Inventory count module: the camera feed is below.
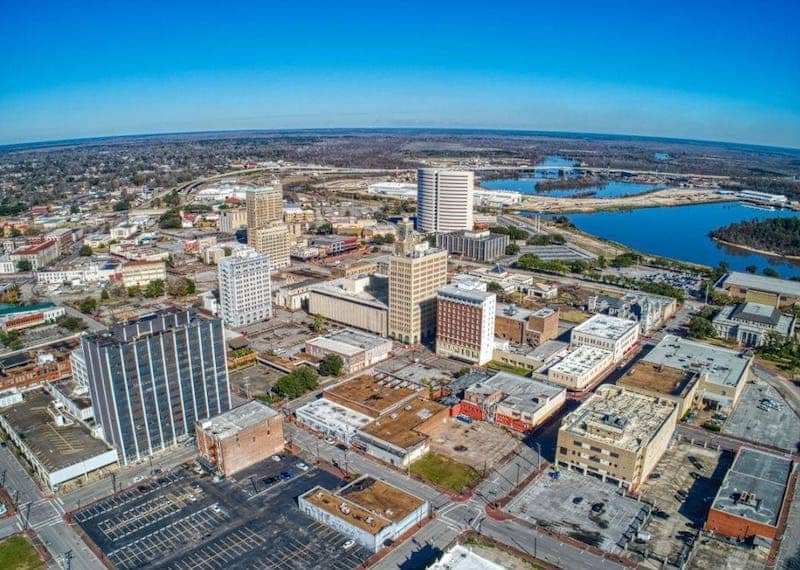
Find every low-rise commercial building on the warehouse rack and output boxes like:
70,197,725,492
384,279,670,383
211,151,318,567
273,277,322,311
357,398,448,467
305,328,393,374
643,335,751,411
712,302,796,347
706,448,792,541
196,401,284,476
618,361,700,418
47,377,93,421
436,230,509,262
547,345,614,391
528,307,560,346
324,375,422,419
570,314,640,363
299,476,429,553
0,389,118,491
309,276,389,336
556,385,677,491
121,260,167,288
295,398,373,443
0,302,65,332
9,240,59,269
458,371,566,433
467,265,533,294
715,271,800,307
589,292,678,335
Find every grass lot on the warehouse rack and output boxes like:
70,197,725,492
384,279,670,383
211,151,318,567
410,452,480,493
486,361,531,377
560,309,590,323
0,536,45,570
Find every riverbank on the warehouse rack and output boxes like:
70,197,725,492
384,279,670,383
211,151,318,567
711,238,800,261
513,187,733,213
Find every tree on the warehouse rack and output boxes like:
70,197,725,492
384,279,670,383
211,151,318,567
127,285,142,297
316,222,333,235
158,209,183,229
143,279,165,298
311,314,325,334
745,265,758,274
100,289,110,301
273,367,319,399
79,245,93,257
505,243,520,256
112,200,131,211
486,281,505,295
70,204,80,214
57,315,87,332
318,354,344,377
687,316,716,340
611,253,641,268
763,267,780,278
167,277,196,297
79,297,98,315
15,259,32,272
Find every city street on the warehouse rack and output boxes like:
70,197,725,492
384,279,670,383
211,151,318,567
0,446,103,569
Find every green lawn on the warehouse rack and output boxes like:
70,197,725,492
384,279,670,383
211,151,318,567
486,361,531,377
410,452,480,493
0,536,45,570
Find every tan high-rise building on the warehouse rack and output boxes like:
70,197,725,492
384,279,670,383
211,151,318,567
249,223,290,269
246,183,289,270
388,245,448,344
246,185,283,229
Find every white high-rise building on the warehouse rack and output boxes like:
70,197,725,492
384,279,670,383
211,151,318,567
416,169,474,233
218,248,272,328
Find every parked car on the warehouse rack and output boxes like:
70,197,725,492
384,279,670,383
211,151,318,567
296,462,309,472
591,502,605,513
342,539,355,550
572,496,584,505
280,471,292,480
676,491,688,502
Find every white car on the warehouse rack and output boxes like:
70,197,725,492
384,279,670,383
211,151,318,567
296,462,309,472
342,539,355,550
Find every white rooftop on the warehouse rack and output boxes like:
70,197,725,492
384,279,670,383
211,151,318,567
296,398,373,435
549,345,612,376
197,401,278,439
427,545,506,570
306,328,391,357
572,314,638,341
644,335,751,388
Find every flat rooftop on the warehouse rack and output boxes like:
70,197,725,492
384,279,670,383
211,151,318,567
359,398,445,450
324,376,421,418
713,303,795,337
197,401,278,439
309,276,388,309
643,335,751,389
548,345,612,376
302,476,425,535
428,545,506,570
531,307,557,319
718,271,800,297
0,389,114,473
306,328,390,357
466,371,564,414
296,398,373,434
561,385,676,453
495,303,534,322
619,362,698,398
437,284,494,304
338,476,425,523
711,448,792,528
572,314,638,341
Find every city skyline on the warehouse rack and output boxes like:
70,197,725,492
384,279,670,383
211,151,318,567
1,0,799,147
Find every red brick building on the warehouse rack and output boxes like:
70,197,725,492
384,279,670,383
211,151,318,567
196,401,284,476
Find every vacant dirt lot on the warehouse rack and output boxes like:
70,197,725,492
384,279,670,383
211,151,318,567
419,418,519,471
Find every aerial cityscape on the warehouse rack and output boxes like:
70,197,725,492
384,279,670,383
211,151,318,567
0,2,799,570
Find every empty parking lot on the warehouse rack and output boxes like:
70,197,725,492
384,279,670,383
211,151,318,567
75,459,371,569
505,469,648,552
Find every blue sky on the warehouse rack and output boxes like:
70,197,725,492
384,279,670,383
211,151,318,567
1,0,799,147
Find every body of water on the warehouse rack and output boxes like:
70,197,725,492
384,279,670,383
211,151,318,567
483,177,665,198
561,202,800,277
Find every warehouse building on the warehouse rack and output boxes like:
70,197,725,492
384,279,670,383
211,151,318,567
196,401,284,477
299,476,429,552
570,314,640,363
706,448,792,541
0,389,118,491
557,385,677,491
715,271,800,307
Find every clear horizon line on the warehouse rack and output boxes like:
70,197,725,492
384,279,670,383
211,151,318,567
2,126,799,153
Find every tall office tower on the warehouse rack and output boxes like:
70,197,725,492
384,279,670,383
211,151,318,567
249,223,290,269
388,244,448,344
218,247,272,328
246,183,290,270
436,280,496,365
81,309,231,464
246,184,283,228
415,169,474,233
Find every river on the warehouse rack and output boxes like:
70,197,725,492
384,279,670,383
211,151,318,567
563,202,800,277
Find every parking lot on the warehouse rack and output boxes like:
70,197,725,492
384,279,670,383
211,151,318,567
75,458,372,569
635,441,731,567
723,379,800,453
419,417,520,471
505,469,648,552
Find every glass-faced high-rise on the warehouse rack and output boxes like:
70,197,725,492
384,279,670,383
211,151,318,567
82,309,231,464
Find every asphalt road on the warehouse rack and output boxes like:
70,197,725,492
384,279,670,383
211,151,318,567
0,447,103,569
